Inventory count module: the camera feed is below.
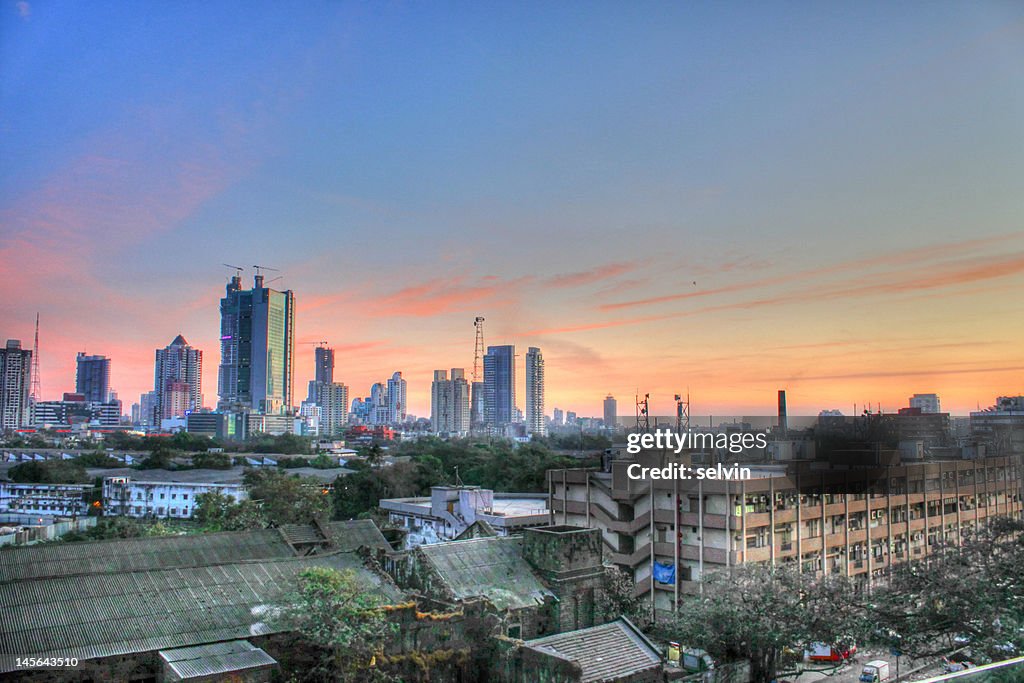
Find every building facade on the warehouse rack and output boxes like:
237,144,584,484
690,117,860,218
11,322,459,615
75,353,111,404
217,273,296,414
0,481,90,519
548,452,1022,617
603,395,617,429
484,345,515,429
317,382,349,437
525,347,545,437
0,340,32,431
909,393,941,413
431,368,471,435
154,335,202,421
103,473,247,519
387,371,407,424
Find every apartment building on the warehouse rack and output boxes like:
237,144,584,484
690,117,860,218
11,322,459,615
0,481,91,519
547,450,1022,618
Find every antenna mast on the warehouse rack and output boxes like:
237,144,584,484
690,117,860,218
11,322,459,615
635,391,650,433
30,313,41,406
675,391,690,433
472,317,485,383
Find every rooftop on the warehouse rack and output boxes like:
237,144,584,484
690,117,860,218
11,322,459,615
159,640,276,680
419,536,553,611
0,551,403,673
0,528,295,583
524,618,662,683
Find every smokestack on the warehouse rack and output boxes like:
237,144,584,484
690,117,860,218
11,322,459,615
778,390,788,437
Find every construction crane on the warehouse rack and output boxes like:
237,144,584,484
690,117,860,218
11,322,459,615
222,263,243,277
253,264,279,276
299,340,329,347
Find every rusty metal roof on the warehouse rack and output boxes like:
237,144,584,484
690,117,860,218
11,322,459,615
419,536,553,611
0,529,296,584
0,551,404,673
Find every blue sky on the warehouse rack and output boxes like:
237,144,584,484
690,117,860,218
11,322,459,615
2,1,1023,416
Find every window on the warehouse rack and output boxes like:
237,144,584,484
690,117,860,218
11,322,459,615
182,494,188,500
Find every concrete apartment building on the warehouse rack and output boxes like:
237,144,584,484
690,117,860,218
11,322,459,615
547,449,1022,617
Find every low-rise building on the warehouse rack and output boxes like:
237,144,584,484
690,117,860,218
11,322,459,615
99,468,247,519
380,486,549,547
0,481,90,519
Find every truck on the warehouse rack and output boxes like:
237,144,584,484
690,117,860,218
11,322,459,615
806,641,857,662
859,660,890,682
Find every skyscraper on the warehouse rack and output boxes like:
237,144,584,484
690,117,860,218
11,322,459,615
483,345,515,428
76,352,111,403
317,382,349,437
0,340,32,430
552,408,564,426
603,394,617,428
370,382,389,425
387,371,407,423
525,347,546,436
307,346,335,403
217,273,295,414
431,368,470,435
154,335,202,420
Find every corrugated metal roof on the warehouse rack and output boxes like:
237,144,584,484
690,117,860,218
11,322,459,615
0,529,295,583
159,639,277,680
321,519,390,552
419,536,553,611
0,551,405,673
524,619,662,683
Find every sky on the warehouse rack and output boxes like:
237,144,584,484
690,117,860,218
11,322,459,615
2,1,1023,418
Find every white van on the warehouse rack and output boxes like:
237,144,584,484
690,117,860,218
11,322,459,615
859,660,890,682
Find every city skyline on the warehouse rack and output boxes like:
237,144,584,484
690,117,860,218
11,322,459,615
3,3,1024,417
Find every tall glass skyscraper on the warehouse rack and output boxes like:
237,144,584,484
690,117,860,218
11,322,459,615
75,352,111,403
483,345,515,428
217,274,295,414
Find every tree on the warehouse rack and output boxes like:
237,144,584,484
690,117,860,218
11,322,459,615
658,563,865,683
9,459,87,483
137,444,173,470
75,450,122,467
279,567,397,681
193,490,266,531
866,516,1024,662
191,451,232,469
598,566,648,628
243,468,331,526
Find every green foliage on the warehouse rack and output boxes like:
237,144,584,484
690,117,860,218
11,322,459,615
657,564,865,683
60,518,179,542
279,567,398,681
598,566,647,628
243,468,331,525
193,490,266,531
74,450,122,467
539,432,613,452
190,451,232,469
136,446,173,470
246,433,312,454
866,516,1024,662
8,459,87,483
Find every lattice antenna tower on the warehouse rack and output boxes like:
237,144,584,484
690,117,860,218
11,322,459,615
472,316,485,383
30,313,42,405
635,391,650,433
675,391,690,433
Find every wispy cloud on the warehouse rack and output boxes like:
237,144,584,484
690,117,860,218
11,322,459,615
544,261,638,288
15,1,29,20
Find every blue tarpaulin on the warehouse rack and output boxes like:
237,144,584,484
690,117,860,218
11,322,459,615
653,562,675,584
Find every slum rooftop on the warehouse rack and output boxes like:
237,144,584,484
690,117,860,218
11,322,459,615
418,536,554,611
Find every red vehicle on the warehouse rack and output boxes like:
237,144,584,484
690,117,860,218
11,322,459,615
806,642,857,662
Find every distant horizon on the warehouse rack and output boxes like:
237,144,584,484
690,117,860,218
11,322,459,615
3,3,1023,418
